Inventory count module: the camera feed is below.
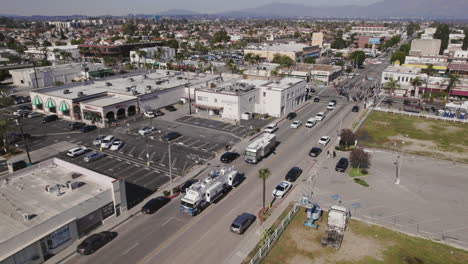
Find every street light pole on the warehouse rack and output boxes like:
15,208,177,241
16,118,32,165
168,143,173,195
145,137,150,166
395,155,400,185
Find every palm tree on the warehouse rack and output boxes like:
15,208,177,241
385,78,400,96
410,77,423,96
446,74,460,98
244,52,253,65
258,168,271,213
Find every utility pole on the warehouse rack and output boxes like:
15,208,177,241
145,137,150,166
168,142,173,195
395,155,400,185
16,118,32,165
32,61,39,89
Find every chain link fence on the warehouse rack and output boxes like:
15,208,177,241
249,205,300,264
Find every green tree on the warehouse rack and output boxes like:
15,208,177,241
410,77,423,93
331,30,348,49
258,168,271,213
211,29,230,43
123,22,137,36
42,40,52,47
385,78,400,95
349,50,366,67
390,51,406,64
163,39,179,50
446,74,460,97
462,28,468,50
399,43,411,55
303,57,316,64
271,54,294,68
433,24,450,54
350,148,371,169
70,38,85,45
406,22,420,36
339,129,356,149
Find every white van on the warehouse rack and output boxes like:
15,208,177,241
305,118,317,128
100,135,115,149
264,123,278,133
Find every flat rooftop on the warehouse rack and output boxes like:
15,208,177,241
263,78,304,90
246,43,308,52
10,62,104,75
81,94,135,107
0,158,114,244
384,66,422,74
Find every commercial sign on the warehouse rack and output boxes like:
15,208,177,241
368,38,381,45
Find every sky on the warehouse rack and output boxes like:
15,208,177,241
0,0,381,16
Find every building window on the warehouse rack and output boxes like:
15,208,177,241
263,92,266,97
101,202,115,220
62,110,70,116
214,98,217,103
197,96,208,101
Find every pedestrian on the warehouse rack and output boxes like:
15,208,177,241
327,150,330,159
333,151,336,159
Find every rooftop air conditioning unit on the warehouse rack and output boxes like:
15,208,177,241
132,91,139,95
129,78,135,82
63,89,70,94
23,214,35,221
106,82,112,86
66,181,81,190
77,91,85,97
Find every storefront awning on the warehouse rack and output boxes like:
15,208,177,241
58,101,70,112
32,96,42,106
193,103,223,110
45,98,55,108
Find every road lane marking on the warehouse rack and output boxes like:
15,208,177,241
121,242,139,255
161,217,174,227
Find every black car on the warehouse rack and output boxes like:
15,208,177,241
179,179,199,193
76,231,117,255
352,105,360,112
335,158,349,172
330,99,337,105
69,122,86,130
230,213,256,234
42,114,58,123
220,152,239,163
162,131,181,142
141,196,171,214
309,147,322,157
285,167,303,182
80,125,97,133
18,105,32,111
286,112,296,120
165,105,177,112
313,97,320,102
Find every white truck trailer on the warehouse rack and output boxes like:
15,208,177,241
244,133,277,164
180,167,239,216
321,205,349,249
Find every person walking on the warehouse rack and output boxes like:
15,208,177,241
333,150,336,159
327,150,331,159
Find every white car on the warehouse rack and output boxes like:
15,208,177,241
66,146,88,157
110,139,123,151
100,135,115,149
305,118,317,128
27,112,41,118
264,123,278,133
272,181,292,199
318,136,331,146
138,127,155,136
327,102,336,110
144,111,156,118
290,120,302,129
315,112,325,121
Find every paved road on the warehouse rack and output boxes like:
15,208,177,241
66,84,360,264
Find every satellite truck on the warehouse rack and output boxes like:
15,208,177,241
321,205,349,249
180,166,240,216
244,133,277,164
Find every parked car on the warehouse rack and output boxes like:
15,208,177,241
272,181,292,199
352,105,360,112
92,135,106,146
264,123,278,133
67,146,88,157
141,196,171,214
100,135,115,149
68,122,86,130
313,97,320,102
84,152,106,163
18,105,32,111
27,112,41,118
14,109,30,117
220,152,239,163
285,167,303,182
230,213,256,234
76,231,118,255
42,114,58,123
327,102,336,110
335,158,349,172
165,105,177,112
110,139,124,151
318,136,331,146
290,120,302,129
138,127,155,136
144,110,156,118
80,125,97,133
179,179,199,193
315,112,325,121
286,112,296,120
309,147,322,157
305,118,317,128
162,131,181,142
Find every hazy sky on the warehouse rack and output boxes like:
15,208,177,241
1,0,381,16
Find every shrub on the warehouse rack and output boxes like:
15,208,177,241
350,148,371,168
163,190,171,197
339,129,356,148
353,178,369,187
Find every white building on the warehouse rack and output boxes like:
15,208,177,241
421,27,437,40
381,65,427,96
410,39,442,56
311,32,324,48
24,45,80,62
404,55,448,66
350,25,390,37
10,63,106,88
193,77,307,120
279,64,342,84
129,47,176,66
0,158,127,264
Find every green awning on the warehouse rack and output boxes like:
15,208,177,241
58,101,69,112
151,62,160,66
45,98,55,108
32,96,42,106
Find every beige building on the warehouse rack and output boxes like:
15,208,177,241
410,39,442,56
311,32,324,48
244,43,320,62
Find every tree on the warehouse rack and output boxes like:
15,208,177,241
331,30,348,49
410,77,423,94
244,52,254,65
339,129,356,149
123,22,137,36
258,168,271,213
406,22,420,36
350,148,371,169
385,78,400,95
424,63,436,76
399,43,411,55
446,74,460,97
42,40,52,47
271,54,294,68
390,51,406,64
71,38,85,45
335,60,345,67
211,29,230,43
433,24,450,54
349,50,366,68
462,28,468,51
303,57,316,64
163,39,179,50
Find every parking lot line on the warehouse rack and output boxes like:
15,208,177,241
127,146,136,157
113,164,139,178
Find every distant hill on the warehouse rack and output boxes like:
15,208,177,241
158,9,199,16
218,0,468,19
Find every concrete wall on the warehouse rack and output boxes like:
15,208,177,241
138,86,185,111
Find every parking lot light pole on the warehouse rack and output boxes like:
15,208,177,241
15,118,32,165
145,137,150,166
168,142,173,195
